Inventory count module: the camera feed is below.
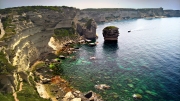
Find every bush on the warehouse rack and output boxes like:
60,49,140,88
85,19,93,30
0,51,16,74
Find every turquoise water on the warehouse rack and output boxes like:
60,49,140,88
61,17,180,101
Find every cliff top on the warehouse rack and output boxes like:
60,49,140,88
104,26,118,30
0,6,78,15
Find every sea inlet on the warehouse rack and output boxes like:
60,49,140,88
60,17,180,101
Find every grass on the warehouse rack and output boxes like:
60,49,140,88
30,61,45,72
0,93,14,101
17,83,50,101
53,28,79,44
0,16,16,41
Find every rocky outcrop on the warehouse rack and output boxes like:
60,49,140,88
62,91,103,101
103,26,119,41
77,19,97,40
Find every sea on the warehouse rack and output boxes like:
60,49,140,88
61,17,180,101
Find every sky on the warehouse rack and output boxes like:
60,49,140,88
0,0,180,10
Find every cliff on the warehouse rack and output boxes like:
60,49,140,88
78,7,180,23
0,6,95,71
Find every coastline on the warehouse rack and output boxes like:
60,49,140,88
31,38,102,101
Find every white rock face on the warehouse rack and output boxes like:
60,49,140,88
2,7,80,71
0,19,5,39
36,83,50,99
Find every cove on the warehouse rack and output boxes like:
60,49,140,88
60,17,180,101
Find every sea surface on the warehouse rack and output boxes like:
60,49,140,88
61,17,180,101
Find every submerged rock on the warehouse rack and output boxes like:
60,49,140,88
90,56,96,60
132,94,142,99
145,90,157,96
127,84,134,88
94,84,110,90
117,83,122,87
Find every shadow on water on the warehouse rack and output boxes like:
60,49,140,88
103,41,119,53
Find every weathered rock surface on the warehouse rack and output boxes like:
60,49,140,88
0,7,96,72
62,90,103,101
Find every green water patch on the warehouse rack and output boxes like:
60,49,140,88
75,58,92,65
58,42,176,101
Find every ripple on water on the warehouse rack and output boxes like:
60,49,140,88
61,18,180,101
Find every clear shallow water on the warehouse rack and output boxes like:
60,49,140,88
61,17,180,101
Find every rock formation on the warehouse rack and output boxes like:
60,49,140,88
103,26,119,41
77,19,97,40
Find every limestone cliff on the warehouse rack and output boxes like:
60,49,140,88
77,19,97,40
78,7,180,23
0,6,94,72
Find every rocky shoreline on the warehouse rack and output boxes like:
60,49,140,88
31,38,103,101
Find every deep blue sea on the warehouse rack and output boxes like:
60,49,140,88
61,17,180,101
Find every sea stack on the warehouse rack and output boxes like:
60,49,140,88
102,26,119,41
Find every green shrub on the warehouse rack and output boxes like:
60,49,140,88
0,51,16,74
0,93,14,101
85,19,93,30
104,26,117,29
53,28,76,39
17,83,50,101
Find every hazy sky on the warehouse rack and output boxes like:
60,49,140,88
0,0,180,10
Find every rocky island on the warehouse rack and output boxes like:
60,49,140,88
103,26,119,41
0,6,180,101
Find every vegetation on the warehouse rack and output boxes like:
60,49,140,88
0,93,14,101
82,8,137,11
78,17,89,22
85,19,93,30
0,6,76,15
53,28,78,41
30,61,45,72
0,16,16,41
17,83,50,101
49,62,64,75
0,51,16,74
104,26,118,29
